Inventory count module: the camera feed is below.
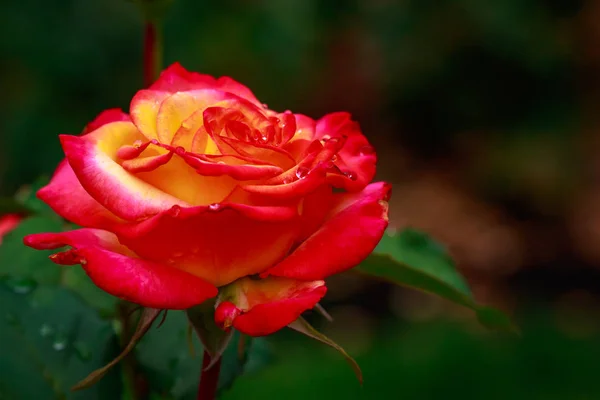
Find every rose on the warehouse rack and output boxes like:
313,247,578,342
24,63,390,336
0,214,20,245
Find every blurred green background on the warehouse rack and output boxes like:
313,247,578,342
3,0,600,398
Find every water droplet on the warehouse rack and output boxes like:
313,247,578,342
133,140,143,149
260,135,269,143
151,139,159,145
331,154,338,161
343,170,357,181
170,205,181,217
282,177,292,184
295,166,309,179
2,276,37,295
359,145,375,156
40,324,55,337
174,146,186,156
52,333,68,351
5,312,18,326
208,203,221,211
73,341,92,362
321,135,331,141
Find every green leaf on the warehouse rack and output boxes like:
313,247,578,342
0,282,121,399
288,317,363,384
356,229,517,333
62,268,118,317
71,308,161,391
136,311,203,399
0,216,65,285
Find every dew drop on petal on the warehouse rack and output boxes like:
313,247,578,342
331,154,338,162
133,140,143,149
343,170,357,181
295,166,310,179
208,203,221,211
175,146,186,156
283,177,292,184
321,135,331,141
170,205,182,217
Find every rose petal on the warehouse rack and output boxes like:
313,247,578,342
214,136,296,170
316,112,376,192
150,62,262,107
282,114,316,161
111,203,300,287
82,108,131,135
262,182,390,280
156,90,231,144
130,89,172,141
178,152,283,181
215,277,326,336
121,151,174,173
240,162,328,200
24,229,217,309
37,159,123,228
60,121,187,221
134,153,238,205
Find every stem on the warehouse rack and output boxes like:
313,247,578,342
118,303,148,400
197,351,222,400
143,20,163,87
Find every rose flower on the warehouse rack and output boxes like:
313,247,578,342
24,63,390,336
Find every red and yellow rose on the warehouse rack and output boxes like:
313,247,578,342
24,63,390,336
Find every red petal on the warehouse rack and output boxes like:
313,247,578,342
110,203,300,287
24,229,217,309
180,152,283,180
215,136,296,170
150,63,263,107
37,160,123,228
82,108,130,135
263,182,391,280
60,122,187,221
316,112,376,192
282,114,316,161
215,277,327,336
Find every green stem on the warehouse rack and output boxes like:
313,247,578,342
197,351,222,400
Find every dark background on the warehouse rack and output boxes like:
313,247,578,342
3,0,600,398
